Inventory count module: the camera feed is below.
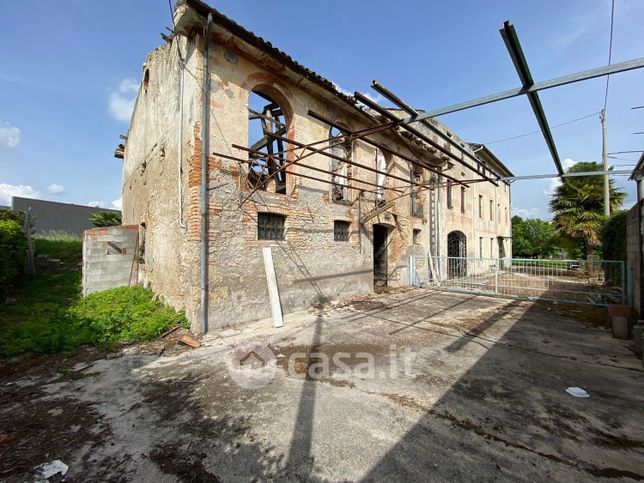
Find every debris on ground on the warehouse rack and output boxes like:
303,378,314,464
179,334,201,349
36,460,68,479
566,387,590,398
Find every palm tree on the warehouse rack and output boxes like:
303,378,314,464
89,211,122,227
549,161,625,258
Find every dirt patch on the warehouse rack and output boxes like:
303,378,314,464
545,302,609,329
150,442,221,482
0,383,110,481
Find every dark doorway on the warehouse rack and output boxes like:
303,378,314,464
447,230,467,278
373,224,389,287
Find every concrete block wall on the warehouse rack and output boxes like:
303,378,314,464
82,225,140,296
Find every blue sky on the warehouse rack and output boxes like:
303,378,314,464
1,0,642,217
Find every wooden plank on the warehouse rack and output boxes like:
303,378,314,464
263,247,284,328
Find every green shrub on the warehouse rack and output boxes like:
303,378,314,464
0,276,188,358
68,286,188,346
0,219,26,300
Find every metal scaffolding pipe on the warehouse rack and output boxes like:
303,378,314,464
401,58,644,123
217,149,405,193
354,92,500,186
213,151,395,197
370,80,504,181
307,109,468,188
500,21,563,175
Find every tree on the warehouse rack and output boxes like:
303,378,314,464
89,211,122,227
549,161,625,258
600,210,627,261
512,215,561,258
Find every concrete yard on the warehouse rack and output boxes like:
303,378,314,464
2,288,643,481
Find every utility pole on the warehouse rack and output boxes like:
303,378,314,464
601,109,610,216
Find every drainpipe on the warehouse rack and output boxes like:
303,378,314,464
200,13,212,333
177,38,186,229
637,179,644,315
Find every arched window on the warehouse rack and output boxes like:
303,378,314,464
247,90,288,194
328,126,351,202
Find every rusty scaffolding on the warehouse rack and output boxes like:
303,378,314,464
211,20,644,223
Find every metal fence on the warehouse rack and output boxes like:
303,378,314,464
409,256,628,305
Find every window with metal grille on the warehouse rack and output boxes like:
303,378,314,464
258,213,285,240
334,220,350,242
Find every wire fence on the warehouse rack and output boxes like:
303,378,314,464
410,256,627,305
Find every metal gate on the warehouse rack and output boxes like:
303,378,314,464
409,256,628,306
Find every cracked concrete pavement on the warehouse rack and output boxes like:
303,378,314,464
2,288,643,481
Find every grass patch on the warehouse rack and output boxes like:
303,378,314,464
512,260,570,269
33,231,82,269
0,272,188,358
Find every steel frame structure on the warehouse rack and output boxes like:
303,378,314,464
214,20,644,220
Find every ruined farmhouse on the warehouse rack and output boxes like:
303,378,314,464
87,0,512,332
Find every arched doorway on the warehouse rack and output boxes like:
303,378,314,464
447,231,467,278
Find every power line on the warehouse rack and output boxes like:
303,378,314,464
603,0,616,112
483,112,599,145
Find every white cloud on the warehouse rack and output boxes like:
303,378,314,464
108,78,139,123
46,183,66,195
0,122,21,152
543,158,578,196
0,183,41,205
332,82,353,98
361,91,385,104
89,198,121,210
512,207,540,219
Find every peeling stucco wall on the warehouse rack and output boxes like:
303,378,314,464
117,5,512,333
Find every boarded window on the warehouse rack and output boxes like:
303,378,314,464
258,213,285,240
334,220,350,242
